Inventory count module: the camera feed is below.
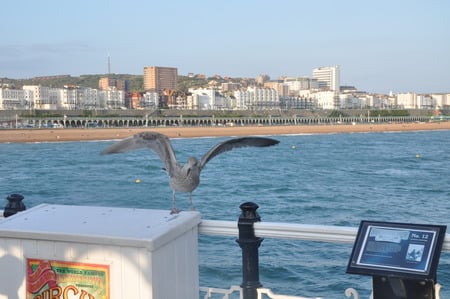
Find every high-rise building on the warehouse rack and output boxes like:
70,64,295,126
312,65,340,92
143,66,178,92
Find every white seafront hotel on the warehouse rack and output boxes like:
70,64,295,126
186,87,279,110
0,88,33,110
396,92,450,109
188,88,217,110
0,85,125,110
233,87,279,110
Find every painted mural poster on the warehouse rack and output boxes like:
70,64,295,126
27,259,109,299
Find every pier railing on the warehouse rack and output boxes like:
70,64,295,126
199,219,358,243
198,202,446,299
1,198,446,298
198,219,358,299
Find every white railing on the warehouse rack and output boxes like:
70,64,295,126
199,285,242,299
199,220,358,243
2,211,444,298
200,285,324,299
198,220,447,299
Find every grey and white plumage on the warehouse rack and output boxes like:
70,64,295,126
101,131,279,213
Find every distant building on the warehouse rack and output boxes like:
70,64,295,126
396,92,418,109
339,92,369,109
395,92,450,109
283,77,317,96
431,93,450,109
143,66,178,92
128,92,141,109
312,65,340,92
60,85,80,110
310,91,338,109
234,87,279,110
81,88,100,110
98,77,127,91
221,82,241,92
0,88,33,110
256,74,270,85
140,91,159,109
143,66,178,107
19,85,125,110
23,85,61,110
264,81,289,98
100,89,125,109
416,94,434,109
188,88,216,110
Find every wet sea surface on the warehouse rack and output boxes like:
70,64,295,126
1,129,450,298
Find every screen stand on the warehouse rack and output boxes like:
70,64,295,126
372,276,435,299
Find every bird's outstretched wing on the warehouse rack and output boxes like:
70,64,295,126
199,137,279,169
101,132,178,175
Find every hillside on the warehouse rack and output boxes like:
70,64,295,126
0,74,143,91
0,74,242,93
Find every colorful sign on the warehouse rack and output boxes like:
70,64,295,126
27,259,109,299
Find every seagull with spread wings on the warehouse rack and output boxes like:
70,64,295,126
101,131,279,213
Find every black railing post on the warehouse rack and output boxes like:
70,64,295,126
236,202,263,299
3,193,26,217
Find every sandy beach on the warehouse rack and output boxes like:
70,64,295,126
1,122,449,143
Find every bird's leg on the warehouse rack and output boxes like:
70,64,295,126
170,191,180,214
189,193,196,211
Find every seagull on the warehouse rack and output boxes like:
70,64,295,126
101,131,279,214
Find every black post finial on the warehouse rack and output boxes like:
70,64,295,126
4,193,26,218
236,202,263,299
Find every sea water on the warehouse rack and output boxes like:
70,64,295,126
1,130,450,298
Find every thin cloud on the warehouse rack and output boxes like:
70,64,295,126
0,42,94,60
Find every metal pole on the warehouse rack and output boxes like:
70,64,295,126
4,193,26,217
236,202,263,299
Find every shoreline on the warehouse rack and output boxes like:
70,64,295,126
1,122,449,143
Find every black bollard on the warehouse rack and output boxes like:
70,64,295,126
236,202,263,299
3,193,26,217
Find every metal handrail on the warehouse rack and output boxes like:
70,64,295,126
200,220,359,243
199,219,446,299
199,220,450,250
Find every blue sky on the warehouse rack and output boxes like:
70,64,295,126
1,0,449,94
